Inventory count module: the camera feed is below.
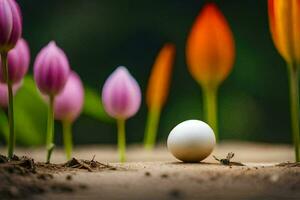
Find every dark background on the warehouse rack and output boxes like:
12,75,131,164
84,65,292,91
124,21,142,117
17,0,292,145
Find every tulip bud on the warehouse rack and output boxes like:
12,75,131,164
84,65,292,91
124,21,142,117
54,71,84,160
186,3,235,89
34,41,70,96
146,44,175,109
34,41,71,163
186,3,235,140
0,80,21,108
102,66,141,120
54,72,84,122
144,44,176,150
0,0,22,159
102,66,141,162
0,38,30,84
0,0,22,53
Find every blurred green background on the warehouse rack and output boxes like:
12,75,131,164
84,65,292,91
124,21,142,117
0,0,295,146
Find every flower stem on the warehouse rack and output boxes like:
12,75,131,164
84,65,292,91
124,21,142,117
117,119,126,162
288,62,300,162
46,95,55,163
1,52,15,159
63,120,73,160
203,86,218,141
144,107,161,150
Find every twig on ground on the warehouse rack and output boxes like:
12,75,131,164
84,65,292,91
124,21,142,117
276,162,300,167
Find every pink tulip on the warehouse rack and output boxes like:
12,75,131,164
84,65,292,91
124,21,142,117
54,72,84,122
54,71,84,160
0,38,30,84
102,66,141,120
102,66,141,162
34,41,70,96
0,0,22,159
33,41,71,163
0,0,22,53
0,80,21,108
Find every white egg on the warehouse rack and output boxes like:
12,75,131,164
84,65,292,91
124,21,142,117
167,120,216,162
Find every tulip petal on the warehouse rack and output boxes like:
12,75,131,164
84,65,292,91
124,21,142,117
0,0,22,52
0,0,13,45
0,38,30,83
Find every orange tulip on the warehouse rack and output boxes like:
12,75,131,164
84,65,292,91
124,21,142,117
268,0,300,162
146,44,176,108
144,44,176,149
268,0,300,64
186,3,235,88
186,3,235,140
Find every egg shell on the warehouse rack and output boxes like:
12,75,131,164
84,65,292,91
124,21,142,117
167,120,216,162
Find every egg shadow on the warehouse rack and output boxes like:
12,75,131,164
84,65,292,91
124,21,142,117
166,161,220,166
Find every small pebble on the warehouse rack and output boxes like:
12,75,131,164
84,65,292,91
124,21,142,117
161,174,169,178
270,174,280,183
144,172,151,177
66,175,72,181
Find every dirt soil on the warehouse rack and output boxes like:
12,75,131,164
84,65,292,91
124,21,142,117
0,141,300,200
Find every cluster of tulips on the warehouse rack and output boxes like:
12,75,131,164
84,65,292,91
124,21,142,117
0,0,84,163
0,0,299,163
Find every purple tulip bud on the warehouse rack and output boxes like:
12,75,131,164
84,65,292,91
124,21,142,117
0,38,30,84
0,0,22,52
54,72,84,122
102,66,141,119
0,80,21,108
34,41,70,96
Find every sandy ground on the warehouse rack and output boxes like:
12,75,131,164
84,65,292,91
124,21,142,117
1,141,300,200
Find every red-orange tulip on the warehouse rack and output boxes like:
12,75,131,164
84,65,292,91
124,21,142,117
146,44,176,109
268,0,300,162
186,3,235,88
186,3,235,140
268,0,300,64
144,44,176,149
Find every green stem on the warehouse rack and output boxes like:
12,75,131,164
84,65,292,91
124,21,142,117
203,86,218,141
46,95,55,163
117,119,126,162
63,120,73,160
288,62,300,162
1,52,15,159
144,107,161,150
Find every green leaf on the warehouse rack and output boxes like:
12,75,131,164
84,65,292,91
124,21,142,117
0,76,111,147
0,108,8,143
83,87,112,122
14,76,47,146
0,76,46,146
